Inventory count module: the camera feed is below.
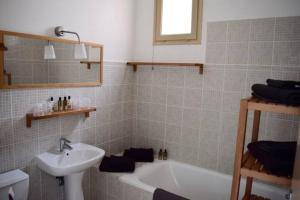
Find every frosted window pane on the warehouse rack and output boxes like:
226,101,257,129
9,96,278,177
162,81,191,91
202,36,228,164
161,0,193,35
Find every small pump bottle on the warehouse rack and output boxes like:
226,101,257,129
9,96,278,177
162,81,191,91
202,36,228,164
48,97,54,112
58,97,62,111
67,96,72,110
63,97,68,111
158,149,163,160
163,149,168,160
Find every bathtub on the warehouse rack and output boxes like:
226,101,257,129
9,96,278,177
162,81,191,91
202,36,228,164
120,160,288,200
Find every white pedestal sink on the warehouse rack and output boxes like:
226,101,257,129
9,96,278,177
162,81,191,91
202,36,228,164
36,143,105,200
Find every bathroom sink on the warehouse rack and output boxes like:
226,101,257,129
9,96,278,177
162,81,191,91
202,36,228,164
36,143,105,176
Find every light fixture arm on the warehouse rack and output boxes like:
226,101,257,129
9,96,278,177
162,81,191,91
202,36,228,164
54,26,81,43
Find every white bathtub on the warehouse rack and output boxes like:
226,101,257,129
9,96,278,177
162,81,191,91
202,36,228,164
120,160,288,200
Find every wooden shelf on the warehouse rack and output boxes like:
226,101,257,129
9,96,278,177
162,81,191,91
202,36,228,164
243,194,270,200
80,61,101,69
247,97,300,115
126,62,204,74
26,107,96,128
241,152,292,186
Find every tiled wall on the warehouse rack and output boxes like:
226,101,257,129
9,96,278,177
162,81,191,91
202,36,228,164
131,16,300,174
1,16,300,200
0,61,135,200
4,36,99,84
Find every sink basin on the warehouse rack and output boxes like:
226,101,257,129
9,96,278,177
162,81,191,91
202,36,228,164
36,143,105,200
36,143,105,176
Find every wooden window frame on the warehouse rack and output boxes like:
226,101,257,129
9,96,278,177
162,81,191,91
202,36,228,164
154,0,203,45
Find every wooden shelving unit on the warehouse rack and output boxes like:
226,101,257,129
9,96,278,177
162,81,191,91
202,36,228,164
26,107,96,128
0,42,7,51
3,70,11,85
126,62,204,74
80,61,101,69
230,97,300,200
247,194,270,200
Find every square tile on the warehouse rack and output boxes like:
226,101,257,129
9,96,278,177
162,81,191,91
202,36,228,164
0,145,14,173
184,88,202,108
166,106,183,125
0,118,13,146
227,20,250,42
275,16,300,41
226,42,248,64
249,42,273,65
250,18,275,41
273,42,300,66
224,68,247,92
167,87,184,106
207,21,227,42
182,108,201,129
167,68,185,87
14,139,38,168
206,43,226,64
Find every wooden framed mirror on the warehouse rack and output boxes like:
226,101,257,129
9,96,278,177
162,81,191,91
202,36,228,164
0,30,103,89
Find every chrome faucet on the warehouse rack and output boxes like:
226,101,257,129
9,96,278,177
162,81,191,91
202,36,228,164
59,138,73,152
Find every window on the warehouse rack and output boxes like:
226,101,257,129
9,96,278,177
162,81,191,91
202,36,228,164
154,0,203,45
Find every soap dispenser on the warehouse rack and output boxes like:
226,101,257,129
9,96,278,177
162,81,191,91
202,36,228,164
158,149,163,160
163,149,168,160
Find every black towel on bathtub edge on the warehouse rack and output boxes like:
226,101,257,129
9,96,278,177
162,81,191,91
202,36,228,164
124,148,154,162
99,156,135,173
153,188,189,200
252,84,300,106
247,141,297,177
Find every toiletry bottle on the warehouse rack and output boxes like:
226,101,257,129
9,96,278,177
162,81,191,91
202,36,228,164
67,96,72,110
63,97,68,111
163,149,168,160
58,97,62,111
48,97,54,112
158,149,163,160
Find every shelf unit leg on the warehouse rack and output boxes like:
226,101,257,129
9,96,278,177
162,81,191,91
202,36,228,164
26,114,33,128
133,64,137,72
230,99,248,200
244,110,261,197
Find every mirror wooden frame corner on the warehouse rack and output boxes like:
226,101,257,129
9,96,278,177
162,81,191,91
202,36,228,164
0,30,104,89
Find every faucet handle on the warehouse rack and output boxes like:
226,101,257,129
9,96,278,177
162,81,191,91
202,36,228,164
60,137,71,143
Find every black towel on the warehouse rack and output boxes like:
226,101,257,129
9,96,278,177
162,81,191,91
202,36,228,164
252,84,300,106
247,141,297,177
99,156,135,173
266,79,300,89
124,148,154,162
153,188,189,200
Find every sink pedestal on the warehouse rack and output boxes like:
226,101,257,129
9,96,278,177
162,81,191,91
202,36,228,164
65,172,84,200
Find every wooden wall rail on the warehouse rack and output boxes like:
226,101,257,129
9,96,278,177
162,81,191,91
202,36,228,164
127,62,204,74
26,107,96,128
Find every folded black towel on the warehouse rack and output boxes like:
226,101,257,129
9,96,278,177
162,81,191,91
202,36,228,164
99,156,135,173
124,148,154,162
252,84,300,106
267,79,300,89
153,188,189,200
247,141,297,177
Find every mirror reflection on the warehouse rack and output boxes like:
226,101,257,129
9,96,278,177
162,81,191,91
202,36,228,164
3,35,101,85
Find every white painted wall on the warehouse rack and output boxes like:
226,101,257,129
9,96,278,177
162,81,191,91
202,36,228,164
133,0,300,62
0,0,136,61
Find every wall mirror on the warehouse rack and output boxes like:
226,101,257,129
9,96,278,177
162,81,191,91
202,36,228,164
0,30,103,89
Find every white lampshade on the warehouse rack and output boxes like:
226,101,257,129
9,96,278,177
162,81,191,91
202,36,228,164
74,43,87,59
44,45,56,59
